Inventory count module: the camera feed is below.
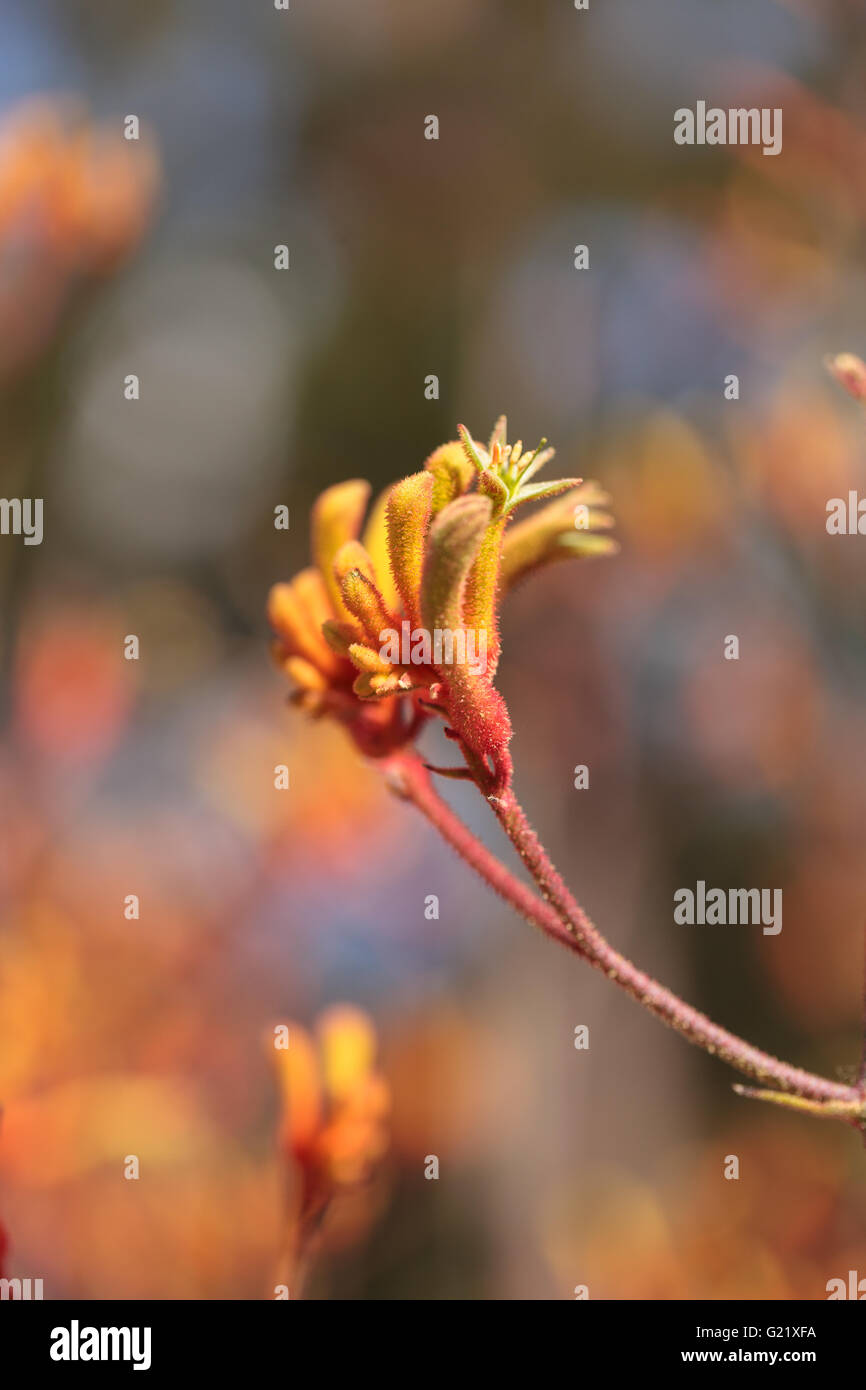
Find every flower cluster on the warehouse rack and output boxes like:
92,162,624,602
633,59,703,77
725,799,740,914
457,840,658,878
0,99,159,275
271,1006,390,1227
268,419,616,794
0,98,159,374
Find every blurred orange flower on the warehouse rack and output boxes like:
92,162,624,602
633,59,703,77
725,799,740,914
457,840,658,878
269,1006,390,1292
0,97,159,372
0,98,158,271
272,1006,390,1198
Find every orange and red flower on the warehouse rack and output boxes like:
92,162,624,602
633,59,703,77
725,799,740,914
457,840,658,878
271,1006,390,1230
268,420,616,793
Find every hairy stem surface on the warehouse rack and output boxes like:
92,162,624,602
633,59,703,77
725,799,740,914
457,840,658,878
385,751,863,1116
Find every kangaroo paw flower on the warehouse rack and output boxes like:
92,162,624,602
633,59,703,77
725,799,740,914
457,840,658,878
268,410,863,1137
268,420,616,784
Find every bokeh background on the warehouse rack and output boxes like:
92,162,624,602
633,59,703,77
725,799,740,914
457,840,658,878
2,0,866,1300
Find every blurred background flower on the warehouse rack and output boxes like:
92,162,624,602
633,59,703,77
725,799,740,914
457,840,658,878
270,1005,390,1295
0,97,157,375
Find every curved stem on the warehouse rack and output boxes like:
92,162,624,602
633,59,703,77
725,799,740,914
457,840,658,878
384,751,863,1115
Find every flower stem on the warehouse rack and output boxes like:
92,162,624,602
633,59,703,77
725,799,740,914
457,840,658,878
385,751,864,1116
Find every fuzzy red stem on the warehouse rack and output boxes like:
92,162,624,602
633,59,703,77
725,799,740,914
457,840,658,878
384,751,862,1111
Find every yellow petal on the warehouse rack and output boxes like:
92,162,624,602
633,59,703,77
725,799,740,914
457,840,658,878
386,471,433,625
340,568,394,645
420,494,492,637
321,618,361,656
463,524,505,673
267,571,341,676
333,539,377,587
352,670,407,698
285,656,328,692
317,1005,377,1105
312,480,371,616
347,641,392,674
424,441,475,513
361,485,401,612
